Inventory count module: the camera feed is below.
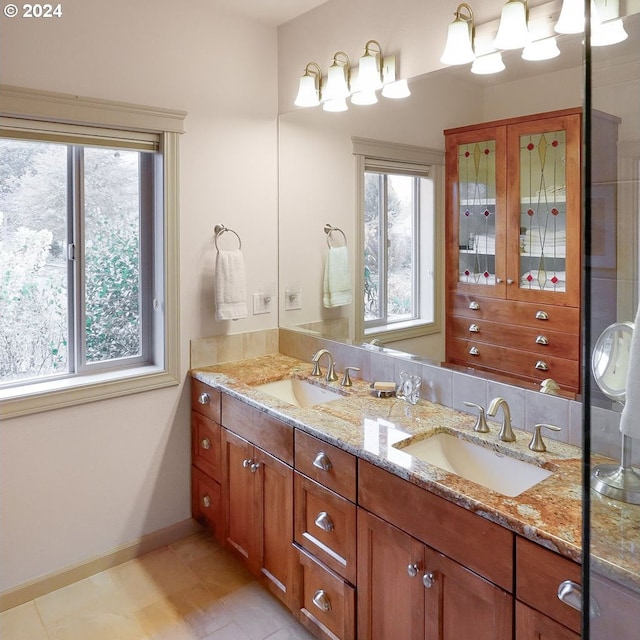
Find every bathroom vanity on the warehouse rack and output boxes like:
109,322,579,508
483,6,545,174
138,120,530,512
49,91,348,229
190,354,638,640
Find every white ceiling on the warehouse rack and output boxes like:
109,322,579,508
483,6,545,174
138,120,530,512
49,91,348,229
209,0,329,26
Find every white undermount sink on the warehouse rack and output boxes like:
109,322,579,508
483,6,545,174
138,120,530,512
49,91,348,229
395,432,552,497
253,378,343,408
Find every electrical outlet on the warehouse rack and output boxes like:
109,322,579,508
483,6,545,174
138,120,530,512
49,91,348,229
253,293,272,315
285,289,302,311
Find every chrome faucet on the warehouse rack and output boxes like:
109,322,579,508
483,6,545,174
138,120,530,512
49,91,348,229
311,349,338,382
487,397,516,442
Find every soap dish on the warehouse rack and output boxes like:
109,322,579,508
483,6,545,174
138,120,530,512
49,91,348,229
369,383,396,398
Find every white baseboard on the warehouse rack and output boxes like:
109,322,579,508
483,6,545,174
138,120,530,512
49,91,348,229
0,518,203,612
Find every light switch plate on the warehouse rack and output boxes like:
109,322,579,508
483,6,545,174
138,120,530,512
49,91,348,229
253,293,272,315
285,289,302,311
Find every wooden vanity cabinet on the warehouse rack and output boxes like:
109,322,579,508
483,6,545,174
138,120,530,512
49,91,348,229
220,394,296,610
445,108,582,392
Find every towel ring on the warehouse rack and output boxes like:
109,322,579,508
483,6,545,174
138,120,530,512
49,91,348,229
324,223,347,248
214,224,242,251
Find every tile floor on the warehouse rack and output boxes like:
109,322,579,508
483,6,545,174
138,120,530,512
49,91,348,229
0,530,316,640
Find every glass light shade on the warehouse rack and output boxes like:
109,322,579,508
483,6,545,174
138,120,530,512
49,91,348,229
356,53,383,92
522,36,561,61
322,98,348,112
555,0,584,34
471,52,505,75
324,63,350,101
294,74,320,107
351,90,378,106
592,18,628,46
381,79,411,99
493,1,530,50
440,19,475,65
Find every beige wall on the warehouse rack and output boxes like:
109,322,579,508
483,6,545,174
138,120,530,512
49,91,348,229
0,0,279,592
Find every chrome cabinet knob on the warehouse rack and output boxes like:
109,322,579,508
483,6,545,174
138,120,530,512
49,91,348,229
312,589,332,612
200,437,211,450
468,323,480,333
506,278,514,284
535,310,549,320
314,511,334,532
496,278,503,284
557,580,582,612
407,563,419,578
535,360,549,371
469,301,480,310
469,346,480,356
198,392,210,405
202,495,211,508
313,452,333,471
422,572,436,589
535,335,549,345
242,458,253,468
250,462,260,473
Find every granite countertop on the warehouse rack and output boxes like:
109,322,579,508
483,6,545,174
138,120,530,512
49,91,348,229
191,353,640,593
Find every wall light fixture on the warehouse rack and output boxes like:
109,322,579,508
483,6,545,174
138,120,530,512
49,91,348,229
294,62,323,107
592,0,628,46
440,3,476,65
555,0,584,34
471,51,505,74
494,0,531,50
522,35,561,60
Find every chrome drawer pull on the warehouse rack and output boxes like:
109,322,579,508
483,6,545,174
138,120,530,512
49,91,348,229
557,580,582,612
535,335,549,345
422,572,436,589
198,392,210,405
407,563,419,578
496,278,503,284
535,360,549,371
507,278,514,285
469,323,480,333
469,346,480,356
250,462,260,473
200,437,211,450
469,301,480,310
312,589,332,612
202,495,211,508
314,511,334,532
313,451,333,471
535,310,549,320
242,458,253,468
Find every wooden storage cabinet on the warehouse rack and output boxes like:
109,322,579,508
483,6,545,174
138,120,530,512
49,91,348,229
220,396,296,610
445,109,582,392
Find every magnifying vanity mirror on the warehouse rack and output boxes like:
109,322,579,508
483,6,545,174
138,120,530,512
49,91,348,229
591,321,640,504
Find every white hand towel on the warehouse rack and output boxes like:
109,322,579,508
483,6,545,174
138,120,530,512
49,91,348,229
323,245,352,308
215,249,248,321
620,308,640,439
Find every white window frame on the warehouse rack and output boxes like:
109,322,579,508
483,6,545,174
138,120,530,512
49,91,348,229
353,137,444,344
0,85,185,419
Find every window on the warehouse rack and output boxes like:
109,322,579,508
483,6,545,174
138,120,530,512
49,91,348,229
0,86,184,417
354,138,443,343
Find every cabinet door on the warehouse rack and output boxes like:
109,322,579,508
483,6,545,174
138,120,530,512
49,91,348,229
357,509,425,640
515,601,580,640
253,446,295,609
221,428,255,561
506,112,581,307
445,125,508,300
424,547,513,640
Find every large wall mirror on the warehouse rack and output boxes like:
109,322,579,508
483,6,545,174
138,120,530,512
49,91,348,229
278,11,640,398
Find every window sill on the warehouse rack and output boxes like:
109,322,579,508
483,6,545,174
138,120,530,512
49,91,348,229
364,319,440,344
0,365,180,420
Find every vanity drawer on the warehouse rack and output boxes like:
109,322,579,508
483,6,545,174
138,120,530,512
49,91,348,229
516,537,581,634
221,393,293,465
448,315,579,360
295,430,357,502
296,545,356,640
447,337,579,390
448,292,579,333
294,472,357,584
192,411,221,481
191,379,221,423
191,466,221,533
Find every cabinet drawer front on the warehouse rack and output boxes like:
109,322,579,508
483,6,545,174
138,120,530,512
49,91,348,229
221,394,293,465
448,315,579,360
191,466,221,532
448,337,579,390
295,430,357,502
448,293,579,333
516,537,581,633
516,601,580,640
295,473,357,584
191,379,221,422
358,460,513,591
192,411,221,481
296,546,356,640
